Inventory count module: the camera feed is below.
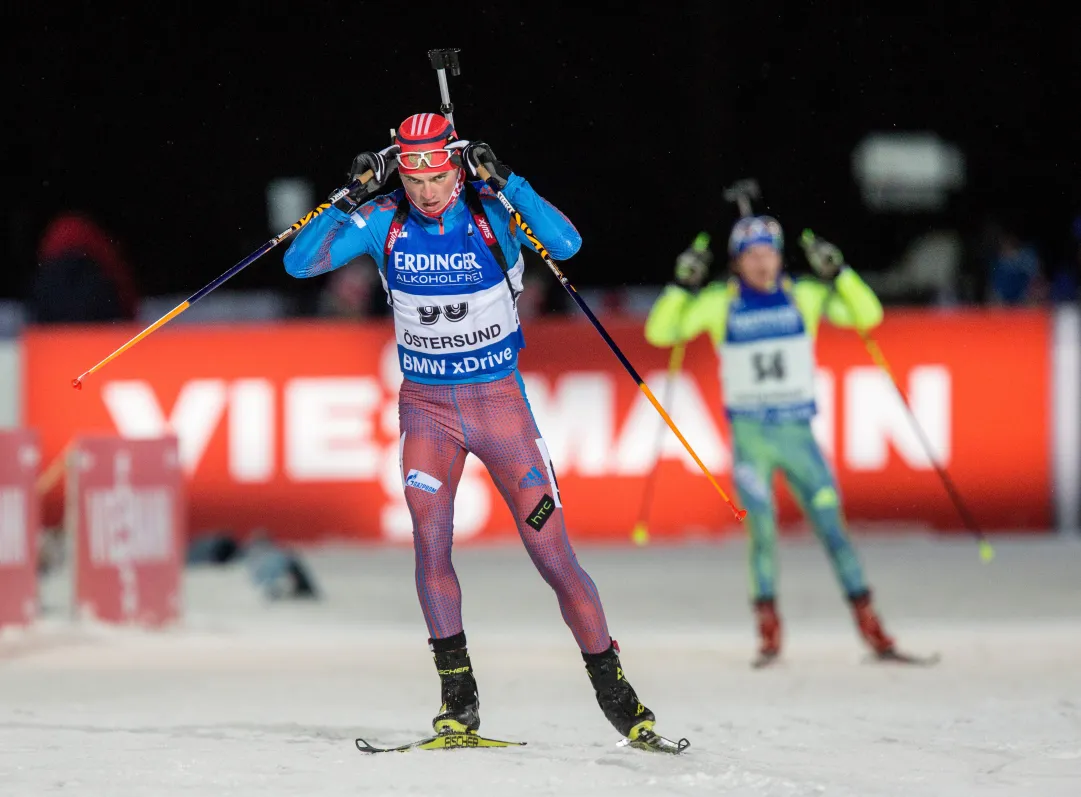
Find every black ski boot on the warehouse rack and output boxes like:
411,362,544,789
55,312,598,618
583,641,655,741
430,632,480,734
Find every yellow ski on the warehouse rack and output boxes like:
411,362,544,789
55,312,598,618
355,731,526,753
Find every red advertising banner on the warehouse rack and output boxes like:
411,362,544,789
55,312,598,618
0,429,39,626
25,310,1051,543
65,436,184,625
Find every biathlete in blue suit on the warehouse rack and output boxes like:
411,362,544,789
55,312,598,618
284,113,663,745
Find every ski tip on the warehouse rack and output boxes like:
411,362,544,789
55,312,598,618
869,650,942,667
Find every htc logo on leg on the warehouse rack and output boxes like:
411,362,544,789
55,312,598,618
526,494,556,531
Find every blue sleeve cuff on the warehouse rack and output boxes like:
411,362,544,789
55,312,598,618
500,172,528,199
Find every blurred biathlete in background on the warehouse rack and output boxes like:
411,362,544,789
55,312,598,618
646,217,922,667
284,113,676,749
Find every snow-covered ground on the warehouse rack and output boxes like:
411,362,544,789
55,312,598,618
2,533,1079,796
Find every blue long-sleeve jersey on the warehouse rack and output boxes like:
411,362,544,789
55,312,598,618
283,173,581,281
284,171,581,385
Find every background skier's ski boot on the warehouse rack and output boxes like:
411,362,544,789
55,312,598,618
753,597,782,667
583,641,655,741
849,591,896,656
430,633,480,734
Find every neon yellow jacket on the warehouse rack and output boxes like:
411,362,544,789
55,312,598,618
644,267,884,348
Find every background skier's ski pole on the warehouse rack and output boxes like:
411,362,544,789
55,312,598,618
630,341,686,544
800,229,993,562
857,328,994,562
630,231,713,543
72,152,396,390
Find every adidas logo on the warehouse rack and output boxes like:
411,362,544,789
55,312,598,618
519,466,547,489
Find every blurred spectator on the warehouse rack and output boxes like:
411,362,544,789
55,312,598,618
1047,215,1080,304
517,269,551,320
317,255,383,318
862,229,962,307
987,230,1043,306
28,212,139,323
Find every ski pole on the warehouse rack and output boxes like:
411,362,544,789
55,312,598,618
477,164,745,521
857,328,994,562
428,49,743,520
630,231,714,542
799,230,992,562
72,149,397,389
631,341,686,544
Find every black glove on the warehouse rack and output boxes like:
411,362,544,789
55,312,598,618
446,140,513,189
333,145,399,214
673,232,714,290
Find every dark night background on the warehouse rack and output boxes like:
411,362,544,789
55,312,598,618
7,2,1080,310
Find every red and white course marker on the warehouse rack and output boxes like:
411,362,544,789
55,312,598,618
66,436,184,626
